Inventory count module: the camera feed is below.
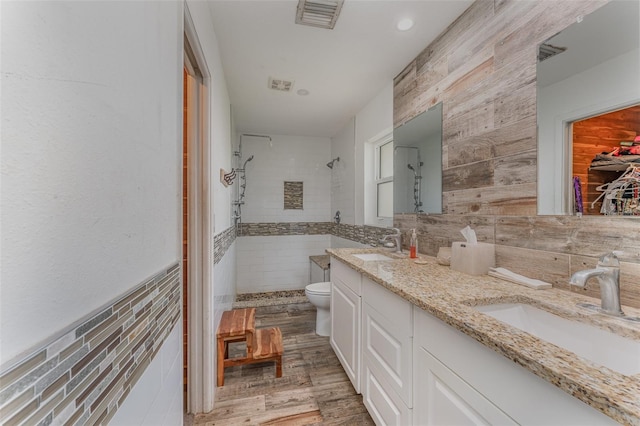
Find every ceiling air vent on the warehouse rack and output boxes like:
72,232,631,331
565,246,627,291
295,0,344,30
538,43,567,62
268,77,294,92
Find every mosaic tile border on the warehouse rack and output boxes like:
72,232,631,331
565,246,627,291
0,263,181,426
213,225,236,265
237,222,333,237
236,222,390,247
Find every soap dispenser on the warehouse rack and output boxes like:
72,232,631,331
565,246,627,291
410,229,418,258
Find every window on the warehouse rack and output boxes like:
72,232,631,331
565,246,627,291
376,140,393,218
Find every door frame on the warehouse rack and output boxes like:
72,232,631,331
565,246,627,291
184,4,214,414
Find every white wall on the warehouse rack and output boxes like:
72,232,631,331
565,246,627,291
1,0,182,364
538,48,640,214
240,134,332,223
110,323,184,426
354,82,394,226
331,119,357,224
1,0,184,421
236,235,332,293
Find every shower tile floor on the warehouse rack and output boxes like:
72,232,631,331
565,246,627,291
232,290,309,308
190,302,373,425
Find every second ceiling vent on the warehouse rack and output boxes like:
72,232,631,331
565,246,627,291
269,77,294,92
295,0,344,30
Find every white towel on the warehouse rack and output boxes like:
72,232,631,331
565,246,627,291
488,267,552,290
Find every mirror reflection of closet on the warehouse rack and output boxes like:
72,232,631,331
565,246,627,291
572,106,640,215
393,102,443,214
537,0,640,215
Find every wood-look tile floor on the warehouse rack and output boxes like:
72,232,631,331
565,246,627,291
192,302,374,425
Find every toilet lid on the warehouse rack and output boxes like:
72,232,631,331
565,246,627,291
306,281,331,294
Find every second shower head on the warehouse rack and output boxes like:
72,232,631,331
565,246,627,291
242,155,254,169
327,157,340,169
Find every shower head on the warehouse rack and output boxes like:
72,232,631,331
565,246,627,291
407,163,418,176
242,155,254,169
327,157,340,169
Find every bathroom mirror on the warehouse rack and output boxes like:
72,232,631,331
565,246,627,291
537,0,640,215
393,102,443,214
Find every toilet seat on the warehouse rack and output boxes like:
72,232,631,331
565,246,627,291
306,281,331,295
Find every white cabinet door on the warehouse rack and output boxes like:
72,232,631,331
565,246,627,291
362,277,413,407
330,279,361,392
363,362,411,426
362,301,412,407
413,306,618,425
414,346,516,425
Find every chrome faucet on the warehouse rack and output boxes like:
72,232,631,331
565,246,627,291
380,228,402,253
569,252,624,317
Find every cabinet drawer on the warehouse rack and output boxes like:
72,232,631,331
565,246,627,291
363,362,411,426
362,277,412,334
414,346,516,425
363,302,412,406
331,258,361,295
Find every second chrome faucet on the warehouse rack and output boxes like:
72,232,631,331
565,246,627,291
379,228,402,253
569,252,624,317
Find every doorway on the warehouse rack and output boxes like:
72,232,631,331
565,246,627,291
183,15,214,414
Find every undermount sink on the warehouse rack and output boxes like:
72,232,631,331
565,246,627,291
353,253,393,261
475,303,640,376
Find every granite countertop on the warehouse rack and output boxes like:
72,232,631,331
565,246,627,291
326,248,640,425
309,254,330,270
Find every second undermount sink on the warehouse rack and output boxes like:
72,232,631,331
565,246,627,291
474,303,640,376
353,253,393,261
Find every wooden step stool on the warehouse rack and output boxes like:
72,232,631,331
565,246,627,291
216,307,283,386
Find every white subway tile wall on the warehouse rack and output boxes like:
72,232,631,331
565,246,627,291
236,235,332,293
241,135,332,223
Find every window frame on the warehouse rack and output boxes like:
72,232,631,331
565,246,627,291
375,138,394,220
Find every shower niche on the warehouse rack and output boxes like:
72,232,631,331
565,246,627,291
284,181,304,210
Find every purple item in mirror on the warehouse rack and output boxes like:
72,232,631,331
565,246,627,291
574,176,583,214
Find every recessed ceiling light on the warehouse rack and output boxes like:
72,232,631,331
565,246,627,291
297,89,310,96
397,18,414,31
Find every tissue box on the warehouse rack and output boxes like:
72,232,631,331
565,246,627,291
450,242,495,275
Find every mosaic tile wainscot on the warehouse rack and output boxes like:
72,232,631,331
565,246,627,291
0,263,181,426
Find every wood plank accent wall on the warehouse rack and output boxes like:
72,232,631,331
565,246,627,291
393,0,640,309
394,0,606,215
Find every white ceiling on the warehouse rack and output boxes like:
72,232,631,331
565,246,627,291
207,0,473,138
537,0,639,88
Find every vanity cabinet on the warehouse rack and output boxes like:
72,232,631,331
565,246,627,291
330,258,362,392
362,277,413,425
413,306,618,425
414,344,516,425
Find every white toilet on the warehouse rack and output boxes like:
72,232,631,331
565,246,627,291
305,281,331,336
